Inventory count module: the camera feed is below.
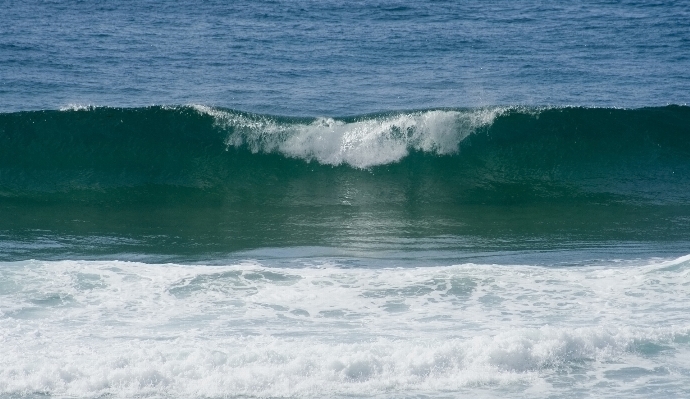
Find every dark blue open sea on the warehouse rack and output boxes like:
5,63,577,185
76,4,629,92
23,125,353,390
2,1,690,398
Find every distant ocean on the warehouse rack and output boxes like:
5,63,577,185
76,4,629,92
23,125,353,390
1,1,690,398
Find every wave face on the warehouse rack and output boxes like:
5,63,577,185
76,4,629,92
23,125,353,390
1,105,690,259
2,105,689,201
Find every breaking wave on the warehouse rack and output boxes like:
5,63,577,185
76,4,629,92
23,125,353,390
1,104,689,203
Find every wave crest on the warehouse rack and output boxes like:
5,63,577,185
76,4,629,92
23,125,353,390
192,105,506,168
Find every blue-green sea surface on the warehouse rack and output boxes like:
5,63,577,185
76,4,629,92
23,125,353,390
2,1,690,398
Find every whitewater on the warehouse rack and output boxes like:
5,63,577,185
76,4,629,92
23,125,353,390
194,105,506,168
2,256,690,398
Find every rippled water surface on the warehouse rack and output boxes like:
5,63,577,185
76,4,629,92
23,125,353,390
2,0,690,398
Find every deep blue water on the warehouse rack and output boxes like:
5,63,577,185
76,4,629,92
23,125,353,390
2,0,689,115
2,1,690,398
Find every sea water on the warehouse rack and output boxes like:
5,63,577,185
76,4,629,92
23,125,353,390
2,257,690,398
1,1,690,398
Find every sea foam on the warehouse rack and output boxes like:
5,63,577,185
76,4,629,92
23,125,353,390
1,257,690,398
193,105,506,168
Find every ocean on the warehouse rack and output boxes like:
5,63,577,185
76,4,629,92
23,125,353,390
1,1,690,398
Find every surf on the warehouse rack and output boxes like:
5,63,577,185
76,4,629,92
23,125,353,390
2,257,690,398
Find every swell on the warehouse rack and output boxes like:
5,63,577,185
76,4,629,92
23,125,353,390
1,105,690,258
1,105,689,205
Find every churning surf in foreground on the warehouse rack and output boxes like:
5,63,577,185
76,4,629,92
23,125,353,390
2,256,690,399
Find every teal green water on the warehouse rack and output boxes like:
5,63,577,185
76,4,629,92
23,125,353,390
1,105,689,261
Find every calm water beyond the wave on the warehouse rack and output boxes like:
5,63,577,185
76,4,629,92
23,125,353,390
1,1,690,398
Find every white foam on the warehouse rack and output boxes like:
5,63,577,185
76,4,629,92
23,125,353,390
1,257,689,398
59,104,97,111
192,105,506,168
